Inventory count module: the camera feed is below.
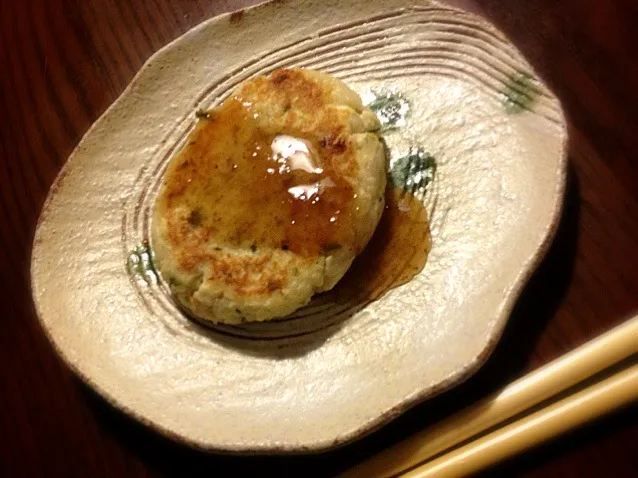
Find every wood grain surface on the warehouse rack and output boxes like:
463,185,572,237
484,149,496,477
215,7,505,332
1,0,637,476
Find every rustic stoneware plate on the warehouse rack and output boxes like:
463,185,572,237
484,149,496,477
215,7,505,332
31,0,567,452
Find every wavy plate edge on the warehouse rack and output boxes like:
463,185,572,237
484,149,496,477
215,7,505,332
30,0,568,453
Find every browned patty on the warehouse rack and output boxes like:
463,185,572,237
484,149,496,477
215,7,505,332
152,68,385,323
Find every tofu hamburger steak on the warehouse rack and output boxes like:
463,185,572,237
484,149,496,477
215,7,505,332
152,68,386,324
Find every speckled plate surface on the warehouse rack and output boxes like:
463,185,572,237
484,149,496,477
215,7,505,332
31,0,567,453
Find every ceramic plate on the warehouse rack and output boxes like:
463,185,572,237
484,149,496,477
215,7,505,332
31,0,567,452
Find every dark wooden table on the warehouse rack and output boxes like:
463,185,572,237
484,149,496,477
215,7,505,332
1,1,637,476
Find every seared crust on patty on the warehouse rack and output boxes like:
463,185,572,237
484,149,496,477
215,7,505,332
152,68,386,324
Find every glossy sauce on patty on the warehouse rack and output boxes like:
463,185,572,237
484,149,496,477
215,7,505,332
163,96,358,264
337,187,430,301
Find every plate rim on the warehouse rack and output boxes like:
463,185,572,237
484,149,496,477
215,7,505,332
30,0,569,453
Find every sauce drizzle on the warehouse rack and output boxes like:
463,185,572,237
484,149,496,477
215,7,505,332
163,97,357,259
331,186,431,303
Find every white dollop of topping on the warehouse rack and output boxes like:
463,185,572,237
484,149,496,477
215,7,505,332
271,134,323,175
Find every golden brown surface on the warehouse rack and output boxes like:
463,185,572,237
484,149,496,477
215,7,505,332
2,1,637,476
152,68,386,323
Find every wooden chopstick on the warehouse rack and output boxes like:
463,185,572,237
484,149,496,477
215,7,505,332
341,316,638,478
403,363,638,477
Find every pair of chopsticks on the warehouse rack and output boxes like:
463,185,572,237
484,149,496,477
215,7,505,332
342,316,638,477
